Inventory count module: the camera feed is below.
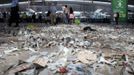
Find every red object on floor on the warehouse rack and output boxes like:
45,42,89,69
59,67,68,73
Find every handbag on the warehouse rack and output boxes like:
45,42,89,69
69,14,75,19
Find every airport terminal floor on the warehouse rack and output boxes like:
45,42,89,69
0,22,134,75
0,0,134,75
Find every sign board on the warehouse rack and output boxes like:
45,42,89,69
112,0,128,22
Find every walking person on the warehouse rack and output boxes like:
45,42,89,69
63,5,69,24
113,12,120,31
8,0,20,27
49,3,57,25
2,11,7,23
22,12,27,23
46,10,51,24
0,12,2,22
69,7,75,24
32,13,36,23
114,12,119,25
39,13,42,23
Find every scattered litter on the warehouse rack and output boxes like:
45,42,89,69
0,24,134,75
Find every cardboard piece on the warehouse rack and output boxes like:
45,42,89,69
77,50,97,64
33,57,48,67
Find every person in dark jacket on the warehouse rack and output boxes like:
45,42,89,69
32,13,36,23
114,12,119,25
2,11,7,23
39,14,42,23
46,10,51,24
8,4,20,27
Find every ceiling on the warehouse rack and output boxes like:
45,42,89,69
0,0,134,5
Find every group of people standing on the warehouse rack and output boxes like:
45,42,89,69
5,0,76,27
62,5,75,24
47,4,75,25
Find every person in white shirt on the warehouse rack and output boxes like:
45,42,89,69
63,5,69,24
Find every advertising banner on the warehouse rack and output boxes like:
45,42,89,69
112,0,128,22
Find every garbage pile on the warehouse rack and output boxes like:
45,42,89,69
0,24,134,75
